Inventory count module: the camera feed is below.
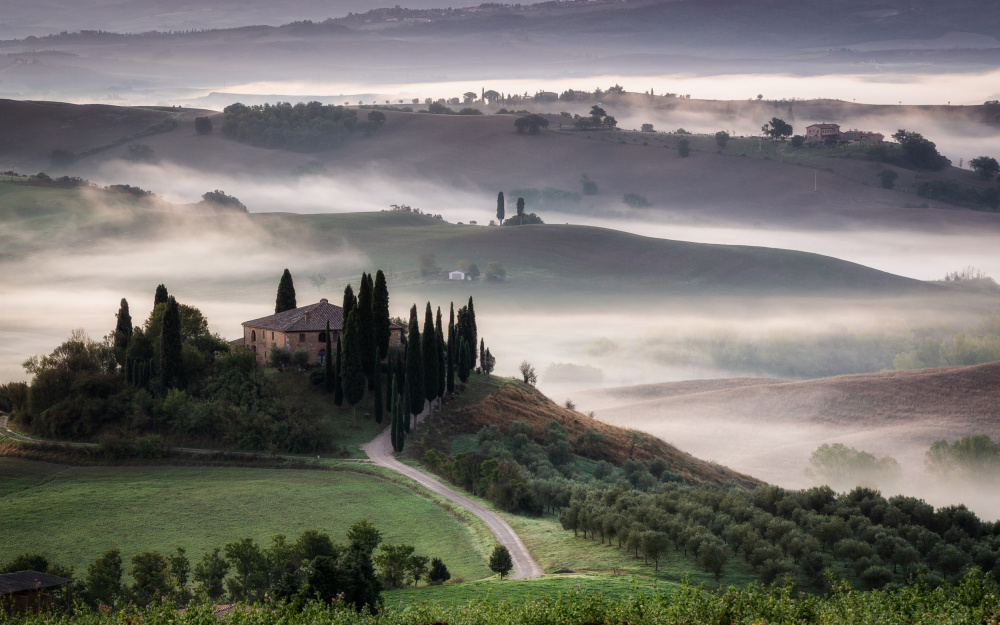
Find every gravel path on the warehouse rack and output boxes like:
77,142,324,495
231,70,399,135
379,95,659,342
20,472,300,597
361,408,544,580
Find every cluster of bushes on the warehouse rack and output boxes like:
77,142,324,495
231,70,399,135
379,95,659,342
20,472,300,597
8,570,1000,623
560,482,1000,589
420,419,682,515
10,287,333,453
221,102,381,152
916,179,999,211
419,102,481,115
926,435,1000,481
1,522,448,614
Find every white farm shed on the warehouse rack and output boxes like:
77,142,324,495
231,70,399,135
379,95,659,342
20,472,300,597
449,271,467,281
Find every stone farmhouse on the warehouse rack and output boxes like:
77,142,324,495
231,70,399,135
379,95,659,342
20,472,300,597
805,123,884,144
240,299,402,366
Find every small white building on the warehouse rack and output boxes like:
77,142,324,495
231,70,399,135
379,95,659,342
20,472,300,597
449,271,467,281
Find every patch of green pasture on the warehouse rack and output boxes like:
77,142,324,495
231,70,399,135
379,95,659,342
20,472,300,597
383,572,672,606
0,456,68,497
502,513,759,590
0,463,491,582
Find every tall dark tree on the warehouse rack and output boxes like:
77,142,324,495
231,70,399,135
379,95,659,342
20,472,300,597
479,338,486,371
357,272,376,387
385,356,396,415
516,197,525,225
341,309,366,414
436,307,446,401
457,338,470,383
324,321,334,392
113,298,133,369
496,192,505,225
154,284,169,307
334,337,344,406
402,380,411,434
390,375,401,452
372,348,383,424
125,327,153,388
405,306,424,419
467,296,478,363
342,284,356,322
421,303,438,407
373,270,391,357
275,269,297,313
447,303,456,394
159,296,184,388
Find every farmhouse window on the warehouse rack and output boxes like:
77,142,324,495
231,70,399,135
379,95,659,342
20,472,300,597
299,333,306,342
251,330,256,342
319,332,326,343
318,350,326,365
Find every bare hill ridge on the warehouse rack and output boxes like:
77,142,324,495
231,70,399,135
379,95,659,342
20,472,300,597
4,99,998,232
569,362,1000,489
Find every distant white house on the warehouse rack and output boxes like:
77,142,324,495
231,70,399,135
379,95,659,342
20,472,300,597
449,271,467,281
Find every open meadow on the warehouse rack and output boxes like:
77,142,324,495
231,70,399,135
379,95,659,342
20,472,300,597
0,458,493,582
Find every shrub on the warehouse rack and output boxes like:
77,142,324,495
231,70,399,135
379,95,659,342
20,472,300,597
194,117,213,134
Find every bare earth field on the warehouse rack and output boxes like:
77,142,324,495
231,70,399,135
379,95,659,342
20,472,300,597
565,362,1000,515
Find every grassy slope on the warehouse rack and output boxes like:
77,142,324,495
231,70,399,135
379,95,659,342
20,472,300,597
0,183,927,299
0,459,492,581
428,375,760,488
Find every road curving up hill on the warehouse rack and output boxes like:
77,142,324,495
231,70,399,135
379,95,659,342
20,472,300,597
362,409,544,580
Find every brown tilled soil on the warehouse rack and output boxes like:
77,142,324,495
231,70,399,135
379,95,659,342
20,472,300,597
572,362,1000,490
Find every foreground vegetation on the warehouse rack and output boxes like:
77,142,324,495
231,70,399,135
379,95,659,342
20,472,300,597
9,570,1000,624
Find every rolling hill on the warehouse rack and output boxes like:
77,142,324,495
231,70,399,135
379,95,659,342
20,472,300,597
568,361,1000,493
4,99,999,233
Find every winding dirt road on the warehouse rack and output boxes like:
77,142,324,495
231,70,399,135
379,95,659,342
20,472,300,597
362,414,543,580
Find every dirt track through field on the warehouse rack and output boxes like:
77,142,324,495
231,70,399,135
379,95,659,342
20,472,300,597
361,406,544,580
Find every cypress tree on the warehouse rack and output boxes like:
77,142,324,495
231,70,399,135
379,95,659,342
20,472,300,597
373,270,391,358
447,303,456,394
516,197,525,225
385,356,395,414
323,321,334,392
342,284,356,322
394,389,406,452
436,307,446,400
421,302,438,407
125,327,153,388
154,284,168,307
402,382,411,434
479,338,485,371
372,347,383,424
113,298,133,370
159,296,183,388
357,273,376,388
275,269,297,313
496,191,505,225
457,338,470,383
341,309,366,414
467,296,478,363
390,375,400,451
334,337,344,406
405,305,424,419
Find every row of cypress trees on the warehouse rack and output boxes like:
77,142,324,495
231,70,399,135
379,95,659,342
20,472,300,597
280,269,491,454
116,284,186,390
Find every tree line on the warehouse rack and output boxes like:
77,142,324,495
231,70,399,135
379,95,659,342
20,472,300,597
0,521,451,614
9,284,332,452
221,102,384,152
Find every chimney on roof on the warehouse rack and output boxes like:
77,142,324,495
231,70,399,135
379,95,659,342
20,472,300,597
320,298,328,304
304,311,310,321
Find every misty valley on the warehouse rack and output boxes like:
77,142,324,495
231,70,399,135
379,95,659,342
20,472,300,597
2,0,1000,622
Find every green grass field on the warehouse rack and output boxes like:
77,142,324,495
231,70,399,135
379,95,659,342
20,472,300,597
0,459,492,581
501,513,760,590
383,572,674,606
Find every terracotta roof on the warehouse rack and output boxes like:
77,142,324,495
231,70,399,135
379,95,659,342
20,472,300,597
243,299,345,332
0,571,72,594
